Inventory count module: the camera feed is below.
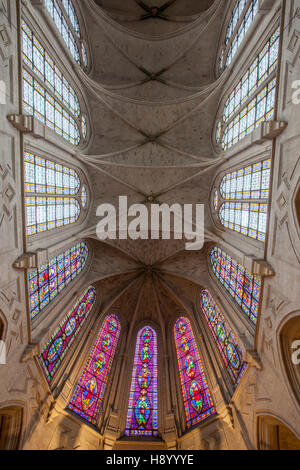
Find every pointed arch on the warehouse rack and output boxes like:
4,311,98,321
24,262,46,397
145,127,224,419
0,406,23,450
174,317,216,429
200,289,247,386
39,286,96,382
210,246,261,324
125,326,158,437
68,314,121,425
28,242,89,319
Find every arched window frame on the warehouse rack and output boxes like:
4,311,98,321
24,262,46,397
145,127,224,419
217,0,259,74
208,245,262,326
173,316,216,430
215,24,281,151
38,285,97,383
24,149,90,239
67,314,121,426
125,326,158,437
44,0,90,71
211,157,272,243
21,16,90,147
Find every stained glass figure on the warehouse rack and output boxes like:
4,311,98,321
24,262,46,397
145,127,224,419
28,242,89,320
44,0,87,68
217,160,271,242
68,315,121,425
174,318,216,429
200,290,247,385
218,28,280,150
22,20,81,145
210,246,261,324
125,327,158,436
39,286,96,381
24,151,82,235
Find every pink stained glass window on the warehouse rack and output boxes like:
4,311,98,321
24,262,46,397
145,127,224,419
68,315,121,426
174,317,216,429
200,290,247,386
39,286,96,382
125,326,158,437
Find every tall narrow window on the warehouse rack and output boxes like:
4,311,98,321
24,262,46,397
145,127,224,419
45,0,88,68
22,21,84,145
28,242,89,320
200,290,247,385
210,246,261,324
125,327,158,436
24,151,83,236
217,28,280,150
39,286,96,382
216,159,271,242
220,0,259,72
68,315,121,425
174,318,216,429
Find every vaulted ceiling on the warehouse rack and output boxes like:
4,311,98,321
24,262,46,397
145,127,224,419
78,0,229,324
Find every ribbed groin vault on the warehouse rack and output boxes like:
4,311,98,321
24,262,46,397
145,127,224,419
0,0,300,450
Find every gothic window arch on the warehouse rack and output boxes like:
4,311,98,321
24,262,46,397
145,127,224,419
213,159,272,242
44,0,88,69
0,406,23,450
39,286,96,382
174,317,216,429
200,290,247,386
210,246,261,325
68,314,121,425
125,326,158,437
279,315,300,407
216,27,280,150
24,151,88,236
28,241,89,320
218,0,259,73
22,21,88,146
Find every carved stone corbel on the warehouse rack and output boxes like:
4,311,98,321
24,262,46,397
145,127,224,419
20,343,40,363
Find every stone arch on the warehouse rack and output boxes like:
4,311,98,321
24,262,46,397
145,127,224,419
0,406,23,450
257,414,300,450
279,313,300,407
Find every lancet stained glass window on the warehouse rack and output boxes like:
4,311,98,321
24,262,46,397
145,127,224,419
39,286,96,382
24,151,82,235
125,327,158,436
200,290,247,385
217,159,271,241
210,246,261,324
28,242,89,320
44,0,87,68
174,318,216,429
22,21,82,145
218,28,280,150
68,315,121,425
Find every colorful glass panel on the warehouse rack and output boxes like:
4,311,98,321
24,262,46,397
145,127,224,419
210,246,261,324
22,21,81,145
219,28,280,150
125,327,158,436
68,315,121,425
28,242,89,320
200,290,247,385
219,201,268,242
174,318,216,429
39,286,96,381
24,151,81,235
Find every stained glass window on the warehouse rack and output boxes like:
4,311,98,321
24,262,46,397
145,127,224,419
125,327,158,436
218,28,280,150
68,315,121,425
200,290,247,385
22,21,81,145
24,151,82,235
28,242,89,320
217,159,271,242
210,246,261,324
81,186,87,208
174,318,216,429
39,286,96,382
44,0,87,68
